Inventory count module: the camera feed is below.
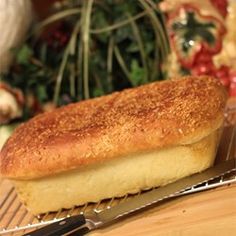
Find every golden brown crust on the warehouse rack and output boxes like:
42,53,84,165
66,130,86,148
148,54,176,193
0,76,227,179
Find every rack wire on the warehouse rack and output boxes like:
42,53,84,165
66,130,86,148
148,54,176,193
0,107,235,236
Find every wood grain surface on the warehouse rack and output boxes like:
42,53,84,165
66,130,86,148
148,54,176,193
90,184,236,236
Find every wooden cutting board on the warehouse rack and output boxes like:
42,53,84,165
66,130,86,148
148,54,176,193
90,184,236,236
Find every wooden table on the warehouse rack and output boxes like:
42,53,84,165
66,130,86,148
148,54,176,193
90,184,236,236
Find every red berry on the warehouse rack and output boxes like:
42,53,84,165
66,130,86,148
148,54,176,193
192,61,215,76
229,71,236,83
229,82,236,97
219,76,230,87
215,65,230,79
198,64,209,74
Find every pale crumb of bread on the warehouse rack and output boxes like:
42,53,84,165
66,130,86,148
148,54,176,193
14,130,220,214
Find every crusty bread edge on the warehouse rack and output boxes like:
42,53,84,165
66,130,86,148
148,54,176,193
0,76,227,179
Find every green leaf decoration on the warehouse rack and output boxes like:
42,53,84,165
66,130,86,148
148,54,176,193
15,44,33,65
2,0,169,120
92,87,104,97
36,84,48,103
130,59,146,86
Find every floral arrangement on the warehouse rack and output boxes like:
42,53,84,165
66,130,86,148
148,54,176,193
0,0,169,123
162,0,236,96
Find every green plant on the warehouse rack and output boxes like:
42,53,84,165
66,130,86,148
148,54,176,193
1,0,170,114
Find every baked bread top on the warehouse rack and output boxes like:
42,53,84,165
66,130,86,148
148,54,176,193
0,76,227,180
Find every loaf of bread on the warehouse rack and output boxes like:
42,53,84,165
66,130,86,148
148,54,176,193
0,76,227,214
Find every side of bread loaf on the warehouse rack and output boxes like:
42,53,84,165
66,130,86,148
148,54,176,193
13,129,221,214
0,76,227,179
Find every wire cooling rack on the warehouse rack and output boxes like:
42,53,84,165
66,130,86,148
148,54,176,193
0,107,235,236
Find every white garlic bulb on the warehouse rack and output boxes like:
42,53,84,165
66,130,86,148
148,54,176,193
0,0,32,73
